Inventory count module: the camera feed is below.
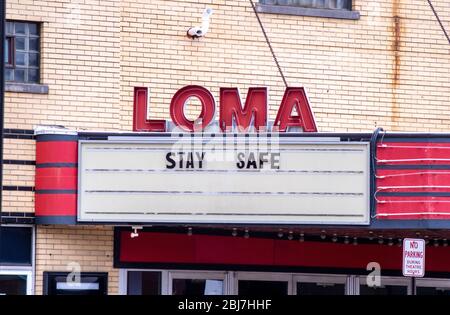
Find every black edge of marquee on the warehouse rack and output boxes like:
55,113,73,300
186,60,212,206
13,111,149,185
35,134,78,142
35,215,76,225
86,219,450,230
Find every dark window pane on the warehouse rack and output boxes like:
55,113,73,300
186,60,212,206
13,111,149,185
360,284,408,295
277,0,297,5
417,287,450,295
0,275,27,295
238,280,288,296
16,37,26,50
127,271,161,295
29,38,39,51
15,22,26,35
0,227,32,264
4,39,10,63
297,282,345,295
14,69,25,82
173,279,223,295
298,0,314,7
28,68,39,83
6,22,13,35
5,68,14,81
28,23,38,35
29,53,39,67
313,0,325,8
15,52,26,66
261,0,351,9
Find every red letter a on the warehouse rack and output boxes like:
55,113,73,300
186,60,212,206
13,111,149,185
273,87,317,132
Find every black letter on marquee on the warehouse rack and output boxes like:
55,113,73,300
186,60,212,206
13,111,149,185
166,152,176,169
236,152,245,169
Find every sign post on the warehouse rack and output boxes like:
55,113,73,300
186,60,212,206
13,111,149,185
402,238,425,278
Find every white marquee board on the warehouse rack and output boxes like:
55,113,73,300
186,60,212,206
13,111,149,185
77,137,370,225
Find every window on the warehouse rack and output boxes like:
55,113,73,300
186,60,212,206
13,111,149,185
4,21,40,83
260,0,352,10
127,271,162,295
0,226,33,265
257,0,359,19
0,226,34,295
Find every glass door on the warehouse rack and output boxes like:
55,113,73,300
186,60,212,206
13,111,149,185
235,272,292,295
416,278,450,295
168,271,228,295
357,276,411,295
294,274,347,295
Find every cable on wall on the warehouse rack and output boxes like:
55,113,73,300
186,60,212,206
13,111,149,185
249,0,288,88
426,0,450,45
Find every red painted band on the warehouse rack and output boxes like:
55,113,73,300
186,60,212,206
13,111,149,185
35,168,77,190
36,141,78,164
35,193,77,217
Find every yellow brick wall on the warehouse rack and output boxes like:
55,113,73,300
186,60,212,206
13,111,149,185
35,225,118,295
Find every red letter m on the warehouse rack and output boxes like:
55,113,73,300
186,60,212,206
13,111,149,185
219,87,267,132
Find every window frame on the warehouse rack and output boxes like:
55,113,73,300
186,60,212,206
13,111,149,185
4,20,41,84
0,224,35,295
0,269,33,295
5,35,15,68
256,0,359,20
260,0,353,10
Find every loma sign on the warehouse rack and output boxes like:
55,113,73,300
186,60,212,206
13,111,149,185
133,85,317,133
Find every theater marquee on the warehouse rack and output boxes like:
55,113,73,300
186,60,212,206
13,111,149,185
77,136,370,225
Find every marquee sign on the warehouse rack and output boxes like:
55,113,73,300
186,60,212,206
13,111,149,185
77,136,370,225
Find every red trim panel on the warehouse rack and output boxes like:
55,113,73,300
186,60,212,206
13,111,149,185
118,231,450,273
377,169,450,192
376,196,450,220
376,142,450,220
377,142,450,165
36,141,78,164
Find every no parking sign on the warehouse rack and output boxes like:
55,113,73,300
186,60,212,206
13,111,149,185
402,238,425,277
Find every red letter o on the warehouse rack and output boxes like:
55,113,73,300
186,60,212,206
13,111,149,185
170,85,215,132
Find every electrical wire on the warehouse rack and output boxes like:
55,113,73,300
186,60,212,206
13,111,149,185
249,0,288,88
426,0,450,45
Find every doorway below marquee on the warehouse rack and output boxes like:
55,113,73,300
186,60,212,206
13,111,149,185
118,269,450,295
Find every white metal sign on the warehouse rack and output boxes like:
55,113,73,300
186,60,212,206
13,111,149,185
402,238,425,277
77,136,370,225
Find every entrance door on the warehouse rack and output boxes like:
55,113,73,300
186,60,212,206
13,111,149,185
168,271,227,295
416,278,450,295
357,276,411,295
294,274,347,295
235,272,292,295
